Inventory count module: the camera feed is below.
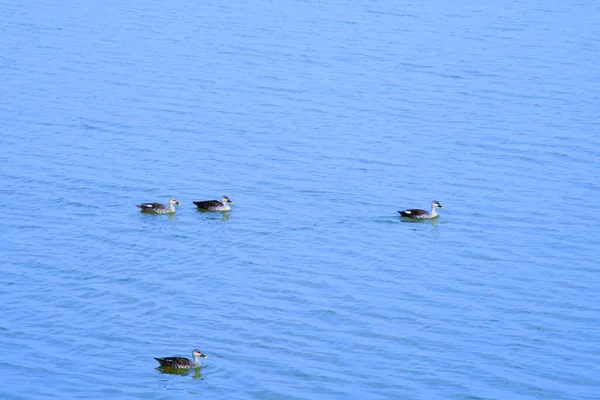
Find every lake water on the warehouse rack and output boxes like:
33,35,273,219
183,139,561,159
1,0,599,399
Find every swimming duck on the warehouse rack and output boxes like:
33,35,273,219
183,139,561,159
193,195,234,211
398,201,443,219
154,349,208,369
136,198,181,214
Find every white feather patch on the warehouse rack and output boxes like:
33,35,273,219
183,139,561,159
404,210,411,214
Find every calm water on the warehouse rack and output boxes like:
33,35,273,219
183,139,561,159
2,0,599,399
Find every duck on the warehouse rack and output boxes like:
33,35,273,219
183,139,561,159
193,195,234,211
154,349,208,369
136,198,181,214
398,200,443,219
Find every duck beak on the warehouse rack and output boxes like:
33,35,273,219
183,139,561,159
228,200,234,204
201,354,208,359
176,202,181,206
439,205,444,209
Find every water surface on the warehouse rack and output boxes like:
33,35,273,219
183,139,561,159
1,0,599,399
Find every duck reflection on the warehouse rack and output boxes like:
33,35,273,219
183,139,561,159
400,216,446,232
157,365,204,380
196,209,230,222
400,217,439,225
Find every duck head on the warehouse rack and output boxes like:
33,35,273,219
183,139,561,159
192,349,208,359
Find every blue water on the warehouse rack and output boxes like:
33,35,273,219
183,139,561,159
2,0,600,399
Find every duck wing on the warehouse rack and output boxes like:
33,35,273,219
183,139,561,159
398,209,429,218
137,202,166,210
193,200,221,209
154,356,193,368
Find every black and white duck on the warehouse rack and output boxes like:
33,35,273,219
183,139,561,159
193,195,234,211
398,200,443,219
136,198,181,214
154,349,208,369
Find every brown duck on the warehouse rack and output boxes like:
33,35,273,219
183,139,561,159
154,349,208,369
398,201,444,219
193,196,234,211
136,198,181,214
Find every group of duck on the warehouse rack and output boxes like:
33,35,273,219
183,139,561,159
136,195,234,213
137,196,444,219
147,199,443,371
